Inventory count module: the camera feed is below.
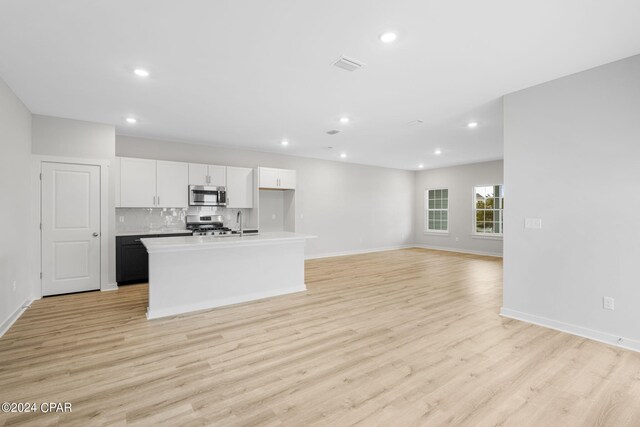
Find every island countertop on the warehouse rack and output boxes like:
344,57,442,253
141,232,316,253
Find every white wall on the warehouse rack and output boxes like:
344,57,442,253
259,190,285,232
117,135,415,257
414,160,504,256
0,76,32,333
32,115,117,286
503,54,640,351
32,115,115,159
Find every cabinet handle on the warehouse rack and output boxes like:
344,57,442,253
206,175,210,184
157,196,160,205
153,196,156,205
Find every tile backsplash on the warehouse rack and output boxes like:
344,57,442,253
115,206,253,233
116,208,187,233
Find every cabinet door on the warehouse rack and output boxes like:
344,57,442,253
226,167,254,208
188,163,208,186
208,165,227,187
157,161,189,207
278,169,297,190
120,157,157,207
119,243,149,283
259,167,280,189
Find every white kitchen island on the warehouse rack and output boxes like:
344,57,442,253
141,232,314,319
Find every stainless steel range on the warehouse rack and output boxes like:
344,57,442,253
186,214,233,236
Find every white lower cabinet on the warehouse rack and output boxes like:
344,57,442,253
226,167,254,208
119,157,188,208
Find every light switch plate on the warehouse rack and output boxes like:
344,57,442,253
524,218,542,229
603,296,615,310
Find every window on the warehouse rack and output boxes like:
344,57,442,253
425,188,449,233
474,185,504,235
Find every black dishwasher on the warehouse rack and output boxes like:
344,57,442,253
116,233,191,284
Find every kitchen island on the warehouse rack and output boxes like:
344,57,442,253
141,232,314,319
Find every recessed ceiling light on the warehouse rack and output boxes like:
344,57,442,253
434,149,442,155
281,140,289,146
418,164,424,169
380,32,398,43
467,121,478,128
133,68,149,77
340,153,347,159
126,117,137,124
339,117,350,124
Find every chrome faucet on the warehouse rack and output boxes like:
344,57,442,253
236,210,243,236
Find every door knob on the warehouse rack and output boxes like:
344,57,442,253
93,232,99,237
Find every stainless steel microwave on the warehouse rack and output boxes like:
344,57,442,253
188,185,227,207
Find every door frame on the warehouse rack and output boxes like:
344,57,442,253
30,156,112,300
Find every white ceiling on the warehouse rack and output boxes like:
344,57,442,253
1,1,640,170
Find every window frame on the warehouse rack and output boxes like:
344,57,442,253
424,187,450,235
472,184,504,239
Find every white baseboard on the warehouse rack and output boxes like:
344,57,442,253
500,307,640,353
101,282,118,291
0,298,32,338
147,285,307,320
412,244,503,258
306,245,414,260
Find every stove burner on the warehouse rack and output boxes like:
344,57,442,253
191,227,233,236
186,214,234,236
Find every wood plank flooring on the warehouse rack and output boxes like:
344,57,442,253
1,248,640,426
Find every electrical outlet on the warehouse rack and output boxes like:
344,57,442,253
525,218,542,229
271,214,276,220
119,216,125,223
455,237,459,242
603,296,615,311
12,280,17,292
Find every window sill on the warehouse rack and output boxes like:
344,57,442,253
424,231,450,236
471,234,503,241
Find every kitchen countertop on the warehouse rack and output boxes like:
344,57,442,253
116,229,191,237
141,232,316,253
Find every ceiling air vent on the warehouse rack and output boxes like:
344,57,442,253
332,55,365,72
326,129,340,135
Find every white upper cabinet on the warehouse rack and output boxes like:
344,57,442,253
278,169,296,190
208,165,226,187
119,157,188,208
259,167,279,189
188,163,208,186
188,163,227,187
156,161,188,208
120,158,157,207
258,167,296,190
226,167,254,208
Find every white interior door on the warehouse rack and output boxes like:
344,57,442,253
42,162,101,296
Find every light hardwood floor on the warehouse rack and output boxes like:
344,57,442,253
1,248,640,426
